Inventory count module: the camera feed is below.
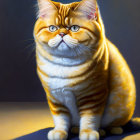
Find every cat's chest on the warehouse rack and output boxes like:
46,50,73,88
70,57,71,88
37,53,93,89
52,88,80,125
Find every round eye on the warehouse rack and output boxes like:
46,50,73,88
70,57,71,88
49,25,58,32
70,25,80,32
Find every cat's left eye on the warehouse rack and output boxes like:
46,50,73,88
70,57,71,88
49,25,58,32
70,25,80,32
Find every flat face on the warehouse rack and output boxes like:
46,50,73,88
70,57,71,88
34,0,101,57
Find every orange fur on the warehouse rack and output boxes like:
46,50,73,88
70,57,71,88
34,0,136,139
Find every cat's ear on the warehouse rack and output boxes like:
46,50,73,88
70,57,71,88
37,0,57,18
74,0,97,20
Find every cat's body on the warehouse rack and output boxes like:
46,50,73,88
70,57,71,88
36,38,135,128
34,0,136,140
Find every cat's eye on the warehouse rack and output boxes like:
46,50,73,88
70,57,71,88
70,25,80,32
49,25,58,32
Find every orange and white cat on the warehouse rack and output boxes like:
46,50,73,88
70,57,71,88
34,0,137,140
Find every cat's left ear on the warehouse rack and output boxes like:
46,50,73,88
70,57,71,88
74,0,97,20
37,0,57,18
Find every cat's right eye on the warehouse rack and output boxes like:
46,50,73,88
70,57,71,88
70,25,80,32
49,25,58,32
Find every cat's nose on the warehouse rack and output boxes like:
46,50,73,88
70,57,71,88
59,32,66,37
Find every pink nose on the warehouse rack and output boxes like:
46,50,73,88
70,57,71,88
59,32,66,37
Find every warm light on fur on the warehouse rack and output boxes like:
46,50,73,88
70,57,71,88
34,0,136,140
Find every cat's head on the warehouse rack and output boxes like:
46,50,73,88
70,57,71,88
34,0,104,57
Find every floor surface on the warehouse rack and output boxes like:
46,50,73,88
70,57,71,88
0,102,140,140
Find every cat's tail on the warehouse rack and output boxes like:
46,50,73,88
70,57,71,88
122,117,140,133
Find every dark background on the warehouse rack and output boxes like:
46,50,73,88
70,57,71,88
0,0,140,116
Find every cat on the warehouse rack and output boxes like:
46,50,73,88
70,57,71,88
34,0,139,140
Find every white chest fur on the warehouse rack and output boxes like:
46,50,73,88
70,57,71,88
37,52,93,89
37,52,92,126
51,89,79,126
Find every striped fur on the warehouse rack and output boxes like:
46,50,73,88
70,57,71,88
34,0,136,140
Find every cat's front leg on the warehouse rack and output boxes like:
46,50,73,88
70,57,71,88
77,91,107,140
47,96,70,140
79,115,100,140
48,114,70,140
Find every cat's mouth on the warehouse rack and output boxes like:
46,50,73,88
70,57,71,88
45,35,81,57
57,40,70,51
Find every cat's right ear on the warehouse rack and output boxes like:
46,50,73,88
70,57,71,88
37,0,57,18
74,0,97,20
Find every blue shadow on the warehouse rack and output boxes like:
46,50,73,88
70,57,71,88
15,127,140,140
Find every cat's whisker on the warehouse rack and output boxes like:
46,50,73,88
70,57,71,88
22,39,34,42
25,42,35,49
26,46,36,62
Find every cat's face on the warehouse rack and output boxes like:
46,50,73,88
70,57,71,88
34,0,102,57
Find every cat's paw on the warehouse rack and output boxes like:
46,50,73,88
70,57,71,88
110,127,123,135
80,129,99,140
48,129,68,140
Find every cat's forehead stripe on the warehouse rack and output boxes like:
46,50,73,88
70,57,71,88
55,17,59,25
59,4,70,17
57,4,71,26
65,17,69,25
